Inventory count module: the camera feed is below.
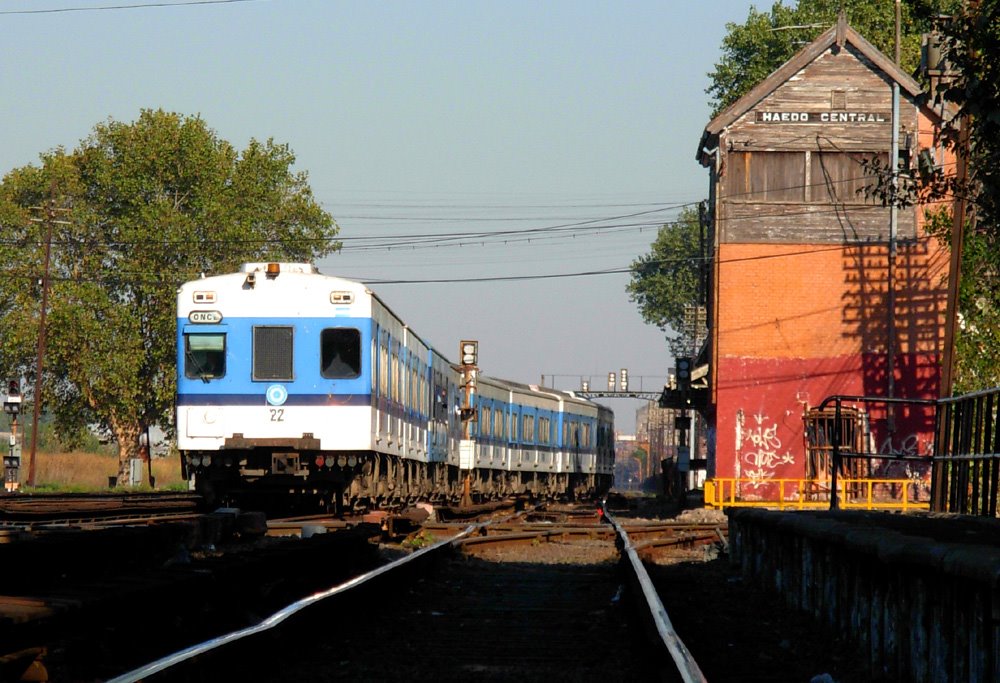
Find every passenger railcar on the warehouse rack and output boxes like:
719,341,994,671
177,262,613,509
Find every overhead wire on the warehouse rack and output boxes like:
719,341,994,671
0,240,910,288
0,0,263,15
0,157,960,287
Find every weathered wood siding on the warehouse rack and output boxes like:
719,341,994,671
718,44,920,244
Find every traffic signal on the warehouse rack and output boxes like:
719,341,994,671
675,357,692,392
460,340,478,366
3,379,20,415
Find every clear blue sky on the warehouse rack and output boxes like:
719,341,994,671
1,0,761,431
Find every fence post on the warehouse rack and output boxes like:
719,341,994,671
831,398,841,511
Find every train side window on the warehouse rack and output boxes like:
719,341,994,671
185,333,226,380
523,414,535,442
380,341,388,396
253,326,293,381
320,328,361,379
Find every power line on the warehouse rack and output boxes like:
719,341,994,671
0,240,890,286
0,163,959,256
0,0,264,15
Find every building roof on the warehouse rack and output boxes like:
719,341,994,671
696,13,929,165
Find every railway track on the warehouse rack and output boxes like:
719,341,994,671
110,510,709,682
0,492,201,527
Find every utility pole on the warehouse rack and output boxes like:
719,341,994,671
886,0,902,432
26,197,62,488
941,119,970,397
939,5,973,398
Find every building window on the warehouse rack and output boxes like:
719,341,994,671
727,151,805,202
810,151,886,202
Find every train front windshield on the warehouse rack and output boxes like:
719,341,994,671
321,328,362,378
185,333,226,380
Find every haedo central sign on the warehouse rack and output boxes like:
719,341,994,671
755,111,889,123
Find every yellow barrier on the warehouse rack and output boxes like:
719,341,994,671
703,478,930,512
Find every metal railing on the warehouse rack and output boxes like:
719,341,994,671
702,388,1000,513
932,386,1000,515
817,394,937,511
730,388,1000,516
704,477,929,511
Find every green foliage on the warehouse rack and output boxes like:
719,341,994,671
0,109,338,482
27,482,100,494
16,412,115,454
922,5,1000,390
874,5,1000,391
926,210,1000,393
707,0,950,116
627,206,703,353
402,531,436,548
937,4,1000,239
926,5,1000,391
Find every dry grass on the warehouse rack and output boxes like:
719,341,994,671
17,451,185,491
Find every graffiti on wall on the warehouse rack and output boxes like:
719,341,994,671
736,409,795,487
877,432,933,483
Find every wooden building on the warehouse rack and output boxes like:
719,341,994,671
694,15,952,498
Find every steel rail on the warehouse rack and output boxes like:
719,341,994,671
107,522,481,683
605,510,708,683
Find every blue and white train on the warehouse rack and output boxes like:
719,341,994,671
176,262,614,509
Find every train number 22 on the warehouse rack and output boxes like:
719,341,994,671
269,408,285,422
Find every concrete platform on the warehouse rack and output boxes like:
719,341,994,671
729,508,1000,683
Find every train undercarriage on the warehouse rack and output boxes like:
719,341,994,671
183,448,611,513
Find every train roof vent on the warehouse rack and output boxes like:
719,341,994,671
241,262,318,274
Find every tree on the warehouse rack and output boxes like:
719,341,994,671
929,3,1000,391
0,109,338,485
707,1,949,116
856,4,1000,391
627,206,704,356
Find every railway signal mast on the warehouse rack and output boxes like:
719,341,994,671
3,379,22,492
458,340,478,507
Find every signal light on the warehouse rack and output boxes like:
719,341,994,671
3,379,20,415
460,340,478,366
675,357,692,392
